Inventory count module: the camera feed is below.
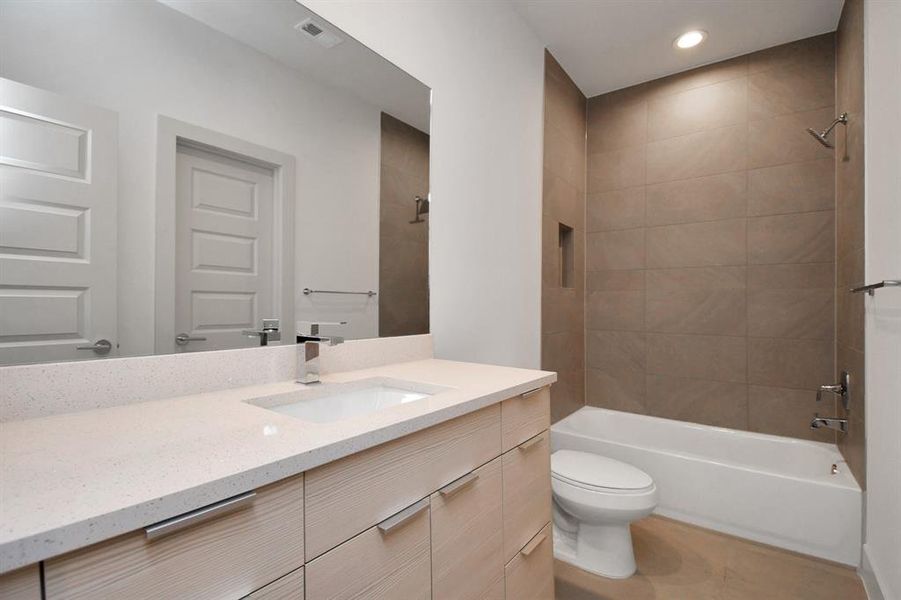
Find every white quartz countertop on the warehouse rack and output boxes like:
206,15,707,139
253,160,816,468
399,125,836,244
0,359,555,573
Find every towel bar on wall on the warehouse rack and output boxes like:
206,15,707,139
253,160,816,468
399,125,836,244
302,287,377,297
849,280,900,296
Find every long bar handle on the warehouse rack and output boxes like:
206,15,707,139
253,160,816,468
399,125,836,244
377,497,429,534
520,530,548,556
520,387,543,399
850,280,900,296
303,288,377,297
439,472,479,498
144,491,256,541
518,433,545,452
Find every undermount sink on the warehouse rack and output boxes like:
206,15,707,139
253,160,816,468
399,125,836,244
247,377,450,424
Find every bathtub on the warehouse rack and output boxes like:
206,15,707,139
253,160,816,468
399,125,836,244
551,407,862,566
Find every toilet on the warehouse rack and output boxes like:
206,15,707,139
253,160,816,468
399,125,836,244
551,450,658,579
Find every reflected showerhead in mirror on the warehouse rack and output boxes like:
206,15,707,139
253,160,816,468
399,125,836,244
806,112,848,149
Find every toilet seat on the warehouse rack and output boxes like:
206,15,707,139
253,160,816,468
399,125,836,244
551,450,654,494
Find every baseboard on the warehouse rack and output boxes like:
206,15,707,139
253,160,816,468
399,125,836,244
859,544,889,600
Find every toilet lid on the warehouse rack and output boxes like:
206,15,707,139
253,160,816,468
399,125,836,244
551,450,653,491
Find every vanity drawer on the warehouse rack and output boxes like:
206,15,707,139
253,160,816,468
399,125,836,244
305,404,501,559
504,524,554,600
502,430,552,561
244,567,304,600
305,498,431,600
45,475,304,600
0,565,41,600
430,456,505,600
501,386,550,452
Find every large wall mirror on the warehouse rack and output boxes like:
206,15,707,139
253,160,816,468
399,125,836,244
0,0,431,366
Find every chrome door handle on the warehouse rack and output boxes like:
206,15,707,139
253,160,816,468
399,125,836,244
175,333,207,346
144,491,256,541
75,339,112,355
377,497,429,534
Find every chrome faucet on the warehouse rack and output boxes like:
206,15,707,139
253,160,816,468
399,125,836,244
811,414,848,433
296,321,345,384
243,319,281,346
816,371,851,410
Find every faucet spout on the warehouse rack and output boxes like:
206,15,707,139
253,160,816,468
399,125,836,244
295,322,346,385
810,413,848,434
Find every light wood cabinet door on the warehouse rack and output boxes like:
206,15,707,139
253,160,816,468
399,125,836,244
44,475,304,600
0,565,41,600
305,404,501,559
430,456,505,600
305,499,431,600
501,387,550,452
502,430,552,561
504,524,554,600
244,567,304,600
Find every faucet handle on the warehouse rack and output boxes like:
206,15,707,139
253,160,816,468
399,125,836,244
815,371,851,410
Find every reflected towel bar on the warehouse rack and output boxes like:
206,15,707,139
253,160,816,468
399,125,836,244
849,280,900,296
303,287,377,297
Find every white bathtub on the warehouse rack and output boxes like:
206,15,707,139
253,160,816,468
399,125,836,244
551,407,862,566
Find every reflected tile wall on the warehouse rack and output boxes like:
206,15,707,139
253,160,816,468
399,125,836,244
543,51,587,422
585,34,836,441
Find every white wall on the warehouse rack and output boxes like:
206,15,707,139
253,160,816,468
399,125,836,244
862,1,901,598
304,0,545,368
0,0,382,351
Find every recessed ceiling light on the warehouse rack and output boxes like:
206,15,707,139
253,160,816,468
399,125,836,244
674,30,707,49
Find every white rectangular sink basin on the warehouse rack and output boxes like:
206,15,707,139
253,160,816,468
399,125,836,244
247,377,450,424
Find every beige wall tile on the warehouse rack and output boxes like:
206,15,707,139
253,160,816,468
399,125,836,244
587,145,645,193
543,169,584,223
748,386,834,442
587,269,645,291
587,330,646,372
836,248,865,353
748,262,834,289
748,106,835,169
545,53,586,146
586,289,644,331
748,338,834,390
747,33,835,74
542,287,583,335
587,186,645,232
836,344,865,486
545,121,586,189
645,171,747,226
551,368,586,423
647,289,746,336
646,124,747,183
587,100,647,154
647,333,747,383
543,330,584,375
748,159,834,216
748,211,834,264
748,288,834,340
588,228,645,270
648,78,747,142
586,367,647,414
650,55,749,98
646,375,748,429
748,62,834,120
647,219,746,268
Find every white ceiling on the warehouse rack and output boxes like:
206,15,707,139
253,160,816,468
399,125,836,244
160,0,430,132
513,0,844,98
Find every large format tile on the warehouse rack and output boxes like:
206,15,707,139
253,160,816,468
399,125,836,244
545,120,586,188
587,186,645,232
587,269,645,292
747,262,834,289
646,124,747,183
545,52,586,146
748,288,834,340
648,77,747,141
647,333,747,383
586,330,646,372
748,106,835,168
587,99,647,154
646,375,748,429
646,269,747,336
588,145,645,193
748,61,834,120
747,33,835,75
586,289,644,331
588,229,646,270
748,211,834,264
586,367,647,414
646,219,746,268
645,171,746,226
748,338,834,390
748,385,834,442
650,55,749,99
747,158,834,216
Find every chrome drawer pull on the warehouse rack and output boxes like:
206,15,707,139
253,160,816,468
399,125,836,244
518,434,544,452
144,490,256,541
520,387,543,399
439,472,479,498
520,530,548,556
377,497,429,534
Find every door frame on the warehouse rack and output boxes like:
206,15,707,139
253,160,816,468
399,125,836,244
154,116,295,354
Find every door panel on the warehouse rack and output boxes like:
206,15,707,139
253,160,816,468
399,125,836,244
174,144,274,352
0,78,117,365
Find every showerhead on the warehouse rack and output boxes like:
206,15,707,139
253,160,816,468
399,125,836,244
806,112,848,149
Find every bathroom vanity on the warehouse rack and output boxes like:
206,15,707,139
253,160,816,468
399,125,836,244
0,356,555,600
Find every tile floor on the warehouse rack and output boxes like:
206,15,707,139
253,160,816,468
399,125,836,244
554,516,867,600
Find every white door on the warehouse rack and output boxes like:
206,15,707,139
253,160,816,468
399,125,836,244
0,78,117,365
174,143,275,352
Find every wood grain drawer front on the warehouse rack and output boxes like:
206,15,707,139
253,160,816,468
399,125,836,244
244,567,304,600
305,499,431,600
0,565,41,600
44,474,304,600
502,430,552,561
501,387,550,452
504,524,554,600
305,404,501,559
430,456,505,600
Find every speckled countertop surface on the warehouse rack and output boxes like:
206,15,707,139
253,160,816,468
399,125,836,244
0,358,555,573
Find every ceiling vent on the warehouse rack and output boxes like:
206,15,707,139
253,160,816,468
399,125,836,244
294,18,343,49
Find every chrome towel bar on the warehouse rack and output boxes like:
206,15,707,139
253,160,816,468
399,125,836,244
303,287,376,297
850,280,900,296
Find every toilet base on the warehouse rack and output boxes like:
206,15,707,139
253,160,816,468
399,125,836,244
553,522,638,579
